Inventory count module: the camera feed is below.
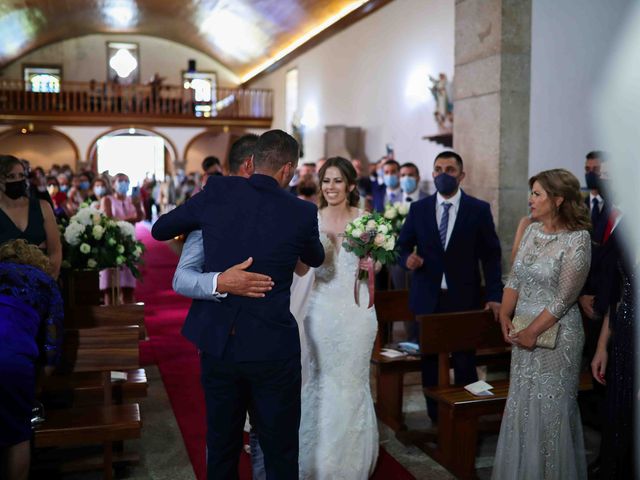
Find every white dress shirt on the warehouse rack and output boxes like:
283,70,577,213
172,230,226,300
589,192,604,213
436,188,462,289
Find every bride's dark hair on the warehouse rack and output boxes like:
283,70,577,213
317,157,360,209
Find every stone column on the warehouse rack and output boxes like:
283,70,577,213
453,0,531,265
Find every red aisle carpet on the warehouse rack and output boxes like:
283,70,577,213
135,224,415,480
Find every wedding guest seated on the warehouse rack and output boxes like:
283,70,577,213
494,168,591,479
0,239,63,480
0,155,62,278
90,176,110,208
99,173,144,304
45,176,69,221
66,172,92,214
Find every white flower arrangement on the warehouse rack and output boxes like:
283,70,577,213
383,203,410,234
60,205,145,277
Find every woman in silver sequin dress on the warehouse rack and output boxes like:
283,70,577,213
492,169,592,480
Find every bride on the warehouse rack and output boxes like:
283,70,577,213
295,156,379,479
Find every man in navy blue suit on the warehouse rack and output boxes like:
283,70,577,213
151,130,324,479
397,151,503,423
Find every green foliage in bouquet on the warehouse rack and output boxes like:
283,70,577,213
60,206,145,278
341,212,398,265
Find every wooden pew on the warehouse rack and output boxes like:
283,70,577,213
34,326,143,480
417,310,593,480
371,290,420,432
371,291,511,434
64,303,147,339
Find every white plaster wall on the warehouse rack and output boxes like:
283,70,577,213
1,34,239,86
529,0,633,181
250,0,454,178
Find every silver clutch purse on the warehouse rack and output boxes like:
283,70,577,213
511,315,559,349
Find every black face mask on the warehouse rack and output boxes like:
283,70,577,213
585,171,600,190
3,180,28,199
298,187,317,197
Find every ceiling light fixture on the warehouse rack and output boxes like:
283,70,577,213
240,0,369,83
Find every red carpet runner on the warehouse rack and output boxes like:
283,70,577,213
135,224,415,480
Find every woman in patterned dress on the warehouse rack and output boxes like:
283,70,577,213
493,169,591,479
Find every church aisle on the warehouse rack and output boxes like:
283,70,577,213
135,224,415,479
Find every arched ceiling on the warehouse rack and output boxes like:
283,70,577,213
0,0,380,82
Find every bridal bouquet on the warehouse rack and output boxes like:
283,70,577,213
342,212,397,308
60,206,145,277
383,203,410,234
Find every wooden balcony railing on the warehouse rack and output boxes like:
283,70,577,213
0,80,273,127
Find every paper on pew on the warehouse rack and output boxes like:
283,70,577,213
110,371,128,382
464,380,494,396
380,348,408,358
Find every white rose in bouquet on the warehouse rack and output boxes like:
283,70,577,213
351,228,363,238
374,233,386,247
63,221,84,246
73,206,101,226
384,206,398,220
116,221,136,240
79,243,91,254
87,258,97,268
366,220,377,230
397,203,410,216
92,225,104,240
377,224,389,235
383,236,395,251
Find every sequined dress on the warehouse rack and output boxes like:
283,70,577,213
600,255,636,478
492,223,591,480
0,262,63,446
298,218,379,479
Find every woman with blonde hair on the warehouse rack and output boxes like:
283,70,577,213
493,169,592,479
0,239,63,480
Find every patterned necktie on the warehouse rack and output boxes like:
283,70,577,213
439,202,452,248
591,197,600,229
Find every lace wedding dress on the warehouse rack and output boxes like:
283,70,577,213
298,221,379,479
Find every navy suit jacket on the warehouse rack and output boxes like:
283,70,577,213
583,195,611,295
397,191,503,315
151,174,324,361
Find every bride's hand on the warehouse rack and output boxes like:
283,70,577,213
359,257,379,272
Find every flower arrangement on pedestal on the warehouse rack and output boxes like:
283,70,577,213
60,206,145,277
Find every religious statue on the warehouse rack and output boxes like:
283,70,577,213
429,73,453,129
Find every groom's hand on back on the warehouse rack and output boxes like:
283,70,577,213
217,257,274,298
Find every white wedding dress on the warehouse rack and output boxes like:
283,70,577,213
297,220,379,479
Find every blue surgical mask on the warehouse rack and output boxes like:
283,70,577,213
434,173,458,196
116,182,130,195
384,174,399,189
59,184,69,193
79,181,90,190
93,185,106,197
400,176,417,193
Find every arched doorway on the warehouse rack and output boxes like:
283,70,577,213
87,127,178,185
0,126,80,170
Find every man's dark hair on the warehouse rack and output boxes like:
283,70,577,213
434,151,464,171
253,130,299,172
383,159,400,170
228,134,259,174
202,156,221,172
400,162,420,176
586,150,607,162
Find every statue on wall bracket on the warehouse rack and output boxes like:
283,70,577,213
429,73,453,131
